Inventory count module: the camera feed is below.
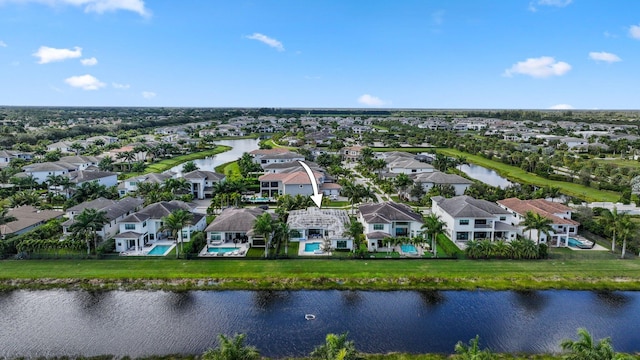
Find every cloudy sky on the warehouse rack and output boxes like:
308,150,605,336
0,0,639,109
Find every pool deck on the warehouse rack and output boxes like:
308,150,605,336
119,241,175,256
298,240,331,256
199,242,249,258
398,245,425,257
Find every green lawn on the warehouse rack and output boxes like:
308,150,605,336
436,148,620,202
123,145,232,178
593,157,640,169
1,257,640,291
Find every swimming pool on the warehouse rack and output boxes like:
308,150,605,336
304,242,321,252
207,247,237,254
147,245,172,256
401,244,418,254
568,238,591,249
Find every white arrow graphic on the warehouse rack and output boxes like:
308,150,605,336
298,160,323,208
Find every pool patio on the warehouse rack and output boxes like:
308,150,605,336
119,241,176,256
298,240,331,256
199,243,249,257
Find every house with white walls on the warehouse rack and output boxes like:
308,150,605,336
497,198,580,247
113,201,206,253
431,195,518,248
358,201,423,252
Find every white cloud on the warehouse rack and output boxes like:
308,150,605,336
80,57,98,66
529,0,572,11
550,104,574,110
64,74,105,90
245,33,284,51
1,0,150,17
357,94,387,107
142,91,156,99
629,25,640,39
112,82,130,89
33,46,82,64
503,56,571,78
589,51,621,63
0,41,6,47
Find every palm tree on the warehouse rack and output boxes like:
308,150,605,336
69,208,109,255
182,160,199,173
273,221,291,256
253,212,275,258
310,333,358,360
161,209,194,259
0,207,17,226
454,335,496,360
600,207,624,252
422,213,445,258
560,328,616,360
618,216,636,259
521,211,553,245
202,333,260,360
98,156,114,172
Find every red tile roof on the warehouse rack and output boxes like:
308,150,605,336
498,198,579,226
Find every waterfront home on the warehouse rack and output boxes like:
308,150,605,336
62,197,143,242
431,195,517,248
287,207,353,253
181,170,225,199
385,153,435,174
258,171,323,199
113,200,205,253
204,207,273,248
497,198,580,247
0,206,63,239
410,171,473,196
249,148,303,166
0,150,33,167
358,201,424,252
59,155,103,171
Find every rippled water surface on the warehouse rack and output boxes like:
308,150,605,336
1,290,639,358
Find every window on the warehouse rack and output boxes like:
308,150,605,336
456,232,469,240
142,221,147,227
270,182,278,187
290,229,302,238
261,182,269,187
210,232,222,241
500,216,506,221
373,224,384,230
124,224,136,230
336,240,347,249
130,181,137,186
459,219,469,225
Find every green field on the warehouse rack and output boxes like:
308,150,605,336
437,148,620,202
123,145,232,178
1,257,639,291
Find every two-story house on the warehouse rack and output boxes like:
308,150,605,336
431,195,518,248
258,171,323,199
181,170,225,199
497,198,580,247
410,172,473,196
358,201,424,252
113,201,206,253
287,207,353,252
62,197,143,242
118,172,175,197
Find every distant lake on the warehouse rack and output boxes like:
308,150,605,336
1,290,638,358
167,139,259,176
459,164,513,188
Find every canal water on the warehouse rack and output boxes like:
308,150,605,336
1,290,638,358
459,164,513,188
167,139,259,176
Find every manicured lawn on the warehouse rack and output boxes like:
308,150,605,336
1,257,640,291
593,157,640,169
436,148,620,202
215,160,242,180
123,145,231,178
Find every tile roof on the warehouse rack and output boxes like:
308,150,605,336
411,171,472,184
1,206,64,236
204,207,266,232
182,170,225,181
259,171,322,185
66,170,117,184
433,195,510,218
359,201,423,223
497,198,580,226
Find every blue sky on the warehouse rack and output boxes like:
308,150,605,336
1,0,639,109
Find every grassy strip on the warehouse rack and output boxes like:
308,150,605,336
593,157,640,169
214,160,242,180
1,258,640,291
436,148,620,202
123,146,232,178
